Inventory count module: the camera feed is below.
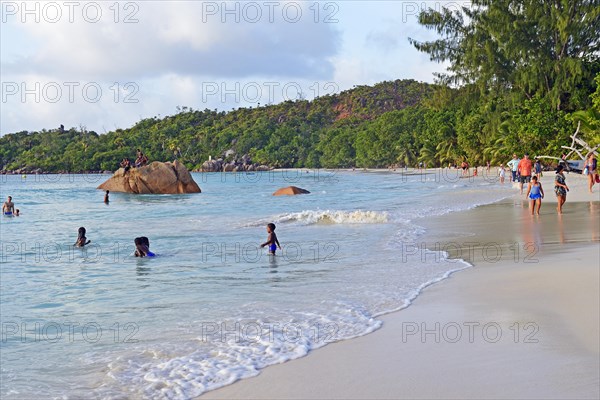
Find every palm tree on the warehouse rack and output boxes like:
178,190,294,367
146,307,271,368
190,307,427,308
396,144,416,167
418,142,437,167
435,138,459,166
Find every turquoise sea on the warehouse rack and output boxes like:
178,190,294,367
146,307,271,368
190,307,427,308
0,169,512,398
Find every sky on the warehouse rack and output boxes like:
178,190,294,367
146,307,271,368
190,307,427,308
0,1,465,135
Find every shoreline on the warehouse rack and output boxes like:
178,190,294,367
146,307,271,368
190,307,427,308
203,175,599,399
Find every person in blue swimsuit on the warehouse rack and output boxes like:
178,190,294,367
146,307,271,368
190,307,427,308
525,175,545,215
2,196,15,216
261,223,281,255
134,237,155,257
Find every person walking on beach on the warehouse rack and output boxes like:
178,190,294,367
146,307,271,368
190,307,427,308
517,153,533,194
554,165,569,214
261,223,281,255
498,164,506,184
460,161,469,176
584,153,598,193
507,154,520,182
2,196,15,215
526,176,544,215
534,159,543,178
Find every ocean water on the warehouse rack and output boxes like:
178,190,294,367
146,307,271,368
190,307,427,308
0,169,513,399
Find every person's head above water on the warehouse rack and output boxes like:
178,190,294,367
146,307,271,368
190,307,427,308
134,237,150,246
78,227,86,237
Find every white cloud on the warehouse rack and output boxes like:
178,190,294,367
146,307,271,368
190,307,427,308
2,2,340,81
0,1,451,135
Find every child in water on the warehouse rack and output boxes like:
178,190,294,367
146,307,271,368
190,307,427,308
74,227,91,247
104,190,110,204
261,223,281,255
525,175,544,215
134,237,155,257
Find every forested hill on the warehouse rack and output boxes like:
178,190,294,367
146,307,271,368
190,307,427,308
2,71,599,172
1,79,437,172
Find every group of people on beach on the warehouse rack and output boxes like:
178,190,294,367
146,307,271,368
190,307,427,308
502,154,543,189
502,152,598,215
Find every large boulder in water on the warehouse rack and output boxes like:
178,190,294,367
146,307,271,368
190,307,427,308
272,186,310,196
97,161,201,194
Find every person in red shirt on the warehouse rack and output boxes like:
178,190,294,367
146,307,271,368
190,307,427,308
517,153,533,194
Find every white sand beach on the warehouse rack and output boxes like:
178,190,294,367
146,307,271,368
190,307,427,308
204,172,600,399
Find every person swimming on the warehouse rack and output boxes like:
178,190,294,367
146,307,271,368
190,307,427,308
134,237,155,257
74,227,91,247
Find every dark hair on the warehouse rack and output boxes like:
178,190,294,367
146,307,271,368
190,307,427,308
267,223,276,231
78,227,86,237
532,176,538,181
106,190,109,194
556,165,564,173
135,237,150,246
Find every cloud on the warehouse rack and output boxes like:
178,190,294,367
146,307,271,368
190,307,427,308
0,1,451,135
1,2,341,81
